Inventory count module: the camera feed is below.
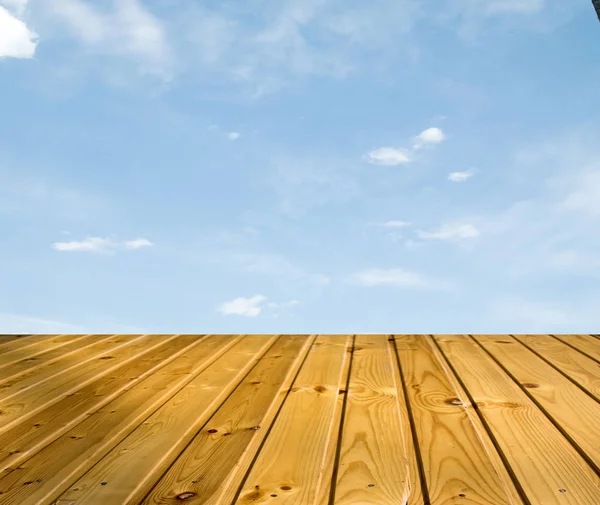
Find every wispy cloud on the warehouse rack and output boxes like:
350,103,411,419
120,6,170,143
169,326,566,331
0,3,37,58
417,223,480,241
351,268,450,290
448,170,474,182
44,0,170,77
226,252,331,286
380,220,411,228
0,312,87,333
52,236,153,253
218,295,267,317
365,147,411,166
226,132,240,140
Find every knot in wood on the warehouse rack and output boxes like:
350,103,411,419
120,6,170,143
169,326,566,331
522,383,539,389
445,397,463,406
177,492,196,500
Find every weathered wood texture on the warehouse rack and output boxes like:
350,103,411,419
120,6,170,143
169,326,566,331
0,334,599,505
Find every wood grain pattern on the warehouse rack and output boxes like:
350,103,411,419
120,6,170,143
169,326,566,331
0,335,240,505
141,335,314,505
388,336,426,505
234,335,352,505
0,334,170,433
55,335,277,505
553,334,600,362
514,334,600,401
475,335,600,471
1,334,599,505
332,335,410,505
397,335,521,505
438,334,600,505
0,334,206,475
0,334,93,365
0,334,115,385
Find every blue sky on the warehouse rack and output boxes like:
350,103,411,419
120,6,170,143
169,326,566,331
1,0,600,334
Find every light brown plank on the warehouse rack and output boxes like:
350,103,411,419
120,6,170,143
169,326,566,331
398,335,521,505
514,335,600,401
0,335,93,364
332,335,410,505
437,334,600,505
0,334,117,386
0,336,29,346
0,335,56,355
233,334,352,505
553,335,600,362
474,335,600,473
141,335,314,505
0,335,240,505
0,334,207,474
0,334,169,433
314,335,353,505
388,336,426,505
55,335,278,505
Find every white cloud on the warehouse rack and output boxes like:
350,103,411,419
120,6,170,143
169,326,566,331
226,132,240,140
1,0,28,16
0,313,87,333
381,220,411,228
266,299,301,309
448,170,474,182
365,147,411,166
0,4,37,58
46,0,169,75
417,223,480,241
352,268,449,290
52,236,153,253
219,295,267,317
123,238,154,250
413,127,445,150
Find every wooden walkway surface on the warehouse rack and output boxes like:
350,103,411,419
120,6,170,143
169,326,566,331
0,334,599,505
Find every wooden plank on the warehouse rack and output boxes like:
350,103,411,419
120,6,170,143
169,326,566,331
0,334,170,433
388,335,426,505
398,335,521,505
0,335,55,355
0,335,208,474
232,334,352,505
314,335,353,505
515,335,600,401
553,335,600,362
54,335,277,505
474,335,600,473
0,335,93,363
0,336,29,345
0,334,117,386
0,335,241,505
140,335,314,505
437,334,600,505
331,335,410,505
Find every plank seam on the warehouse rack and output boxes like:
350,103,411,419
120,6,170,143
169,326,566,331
229,334,319,505
0,335,213,474
470,335,600,478
327,334,355,505
392,336,431,505
139,335,283,504
431,336,531,505
511,335,600,405
550,335,600,365
1,335,244,501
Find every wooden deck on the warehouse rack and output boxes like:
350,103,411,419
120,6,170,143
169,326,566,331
0,334,599,505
